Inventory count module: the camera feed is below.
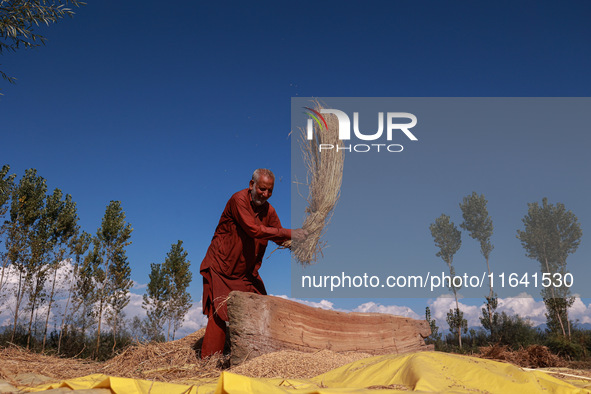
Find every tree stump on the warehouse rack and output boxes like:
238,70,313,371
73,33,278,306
227,291,433,365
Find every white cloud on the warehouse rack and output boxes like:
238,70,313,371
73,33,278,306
0,260,209,338
0,260,77,329
125,294,207,338
496,293,546,326
353,302,421,319
131,281,147,290
428,296,481,329
176,301,208,337
272,294,336,310
123,292,145,320
568,297,591,325
425,294,591,329
272,296,421,320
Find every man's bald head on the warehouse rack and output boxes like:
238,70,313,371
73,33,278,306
252,168,275,183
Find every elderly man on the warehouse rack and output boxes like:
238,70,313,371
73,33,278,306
200,168,306,358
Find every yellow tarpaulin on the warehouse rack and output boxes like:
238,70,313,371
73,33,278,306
27,351,591,393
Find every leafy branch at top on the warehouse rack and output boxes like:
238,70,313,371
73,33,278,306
0,0,85,84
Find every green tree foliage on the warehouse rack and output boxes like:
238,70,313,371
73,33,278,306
142,262,169,342
0,169,145,359
72,232,97,339
142,241,192,342
459,192,499,340
59,230,91,354
6,168,46,342
0,0,84,85
0,164,16,305
480,295,500,341
92,201,133,357
425,306,442,345
516,198,582,339
0,164,15,215
446,307,467,345
163,240,192,341
129,315,149,343
0,168,84,351
430,214,463,347
24,186,61,348
41,191,79,351
106,248,132,351
546,331,585,360
496,312,539,349
543,294,575,338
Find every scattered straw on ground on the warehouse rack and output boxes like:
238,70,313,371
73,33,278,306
6,335,591,389
229,349,372,379
0,344,99,384
478,344,566,368
100,328,223,383
0,335,372,386
292,101,345,265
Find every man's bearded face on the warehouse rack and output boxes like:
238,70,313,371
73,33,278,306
249,175,274,207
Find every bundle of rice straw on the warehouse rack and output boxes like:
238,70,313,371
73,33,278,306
291,101,344,265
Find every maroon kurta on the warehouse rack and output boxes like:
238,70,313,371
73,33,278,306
200,188,291,321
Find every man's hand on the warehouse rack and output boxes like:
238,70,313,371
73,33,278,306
292,228,308,241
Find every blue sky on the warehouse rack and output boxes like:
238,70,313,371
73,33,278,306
2,1,591,330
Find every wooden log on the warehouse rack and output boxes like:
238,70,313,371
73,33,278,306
227,291,433,365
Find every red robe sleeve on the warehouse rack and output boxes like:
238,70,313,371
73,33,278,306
229,190,291,243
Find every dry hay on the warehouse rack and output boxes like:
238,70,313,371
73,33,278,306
0,328,222,387
100,328,223,383
0,336,373,386
229,349,372,379
479,344,566,368
0,344,99,384
291,101,345,265
4,336,590,390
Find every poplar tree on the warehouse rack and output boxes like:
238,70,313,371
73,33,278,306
73,237,99,339
459,192,499,340
425,306,441,344
163,240,192,341
430,214,465,348
106,248,132,351
142,241,192,342
7,168,46,342
446,307,468,345
24,185,60,348
58,230,91,353
41,191,78,351
142,262,169,341
92,201,133,357
0,164,16,306
517,198,582,338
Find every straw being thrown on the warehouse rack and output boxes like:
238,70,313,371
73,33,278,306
288,102,345,265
